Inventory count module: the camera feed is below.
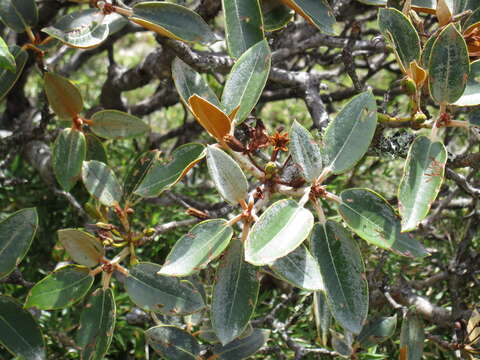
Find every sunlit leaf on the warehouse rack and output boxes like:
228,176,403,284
357,314,397,348
189,94,232,142
454,60,480,106
400,310,425,360
0,37,15,72
146,325,200,360
58,228,104,268
123,150,159,200
44,72,83,120
90,110,150,139
289,120,322,182
281,0,335,35
82,160,123,207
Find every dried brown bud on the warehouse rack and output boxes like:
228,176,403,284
224,134,245,152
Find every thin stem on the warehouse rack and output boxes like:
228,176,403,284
25,27,36,44
101,271,113,289
325,191,342,204
431,103,446,141
312,199,326,224
298,187,311,207
316,167,332,185
226,213,244,227
112,5,133,17
240,220,251,243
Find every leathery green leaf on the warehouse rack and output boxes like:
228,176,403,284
281,0,335,35
313,291,331,346
76,288,116,360
400,310,425,360
125,262,205,315
0,37,15,72
357,314,397,348
262,0,294,31
52,128,86,191
159,219,233,277
172,57,221,109
0,296,45,360
206,146,248,204
222,40,271,123
398,136,447,232
0,46,27,101
454,60,480,107
25,265,94,310
42,9,109,49
429,23,469,104
223,0,264,58
378,8,421,73
0,0,37,32
245,199,314,265
323,91,377,175
130,2,217,45
146,325,200,360
91,110,149,139
85,133,108,164
44,72,83,120
123,150,159,200
289,120,322,182
270,245,324,291
212,328,270,359
338,188,428,258
212,240,259,345
0,208,37,279
134,143,205,198
82,160,123,206
58,228,104,268
310,221,368,334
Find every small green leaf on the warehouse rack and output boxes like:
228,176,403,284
85,133,108,164
222,0,264,58
212,240,259,345
0,208,38,279
58,228,104,268
146,325,200,360
0,37,15,72
338,188,428,258
289,120,322,182
281,0,335,35
420,34,436,67
90,110,149,139
357,314,397,348
378,8,421,73
262,0,294,31
429,23,470,104
125,262,205,315
0,0,38,32
42,9,109,49
206,146,248,205
398,136,447,232
130,2,217,44
52,128,86,191
123,150,159,200
222,40,271,124
212,328,270,360
44,72,83,120
0,296,46,360
159,219,233,277
454,60,480,107
400,310,425,360
76,288,116,360
172,57,221,109
0,46,27,101
82,160,123,206
245,199,314,265
313,291,331,346
323,91,377,175
134,143,205,198
310,221,368,334
270,245,324,291
25,265,94,310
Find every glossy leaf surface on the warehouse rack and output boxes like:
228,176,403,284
398,136,447,232
82,160,123,206
91,110,149,139
357,314,397,348
189,95,232,142
454,60,480,106
0,296,45,360
222,40,271,123
212,240,259,345
339,188,428,257
58,228,104,268
0,0,37,32
223,0,264,58
400,311,425,360
0,37,15,72
270,245,324,291
159,219,233,277
0,208,37,279
146,325,200,360
44,72,83,120
289,120,322,182
323,91,377,174
206,146,248,204
245,199,314,265
123,150,159,199
429,24,469,104
134,143,205,198
42,9,109,49
0,46,27,101
52,128,86,191
212,328,270,359
281,0,335,35
125,262,205,315
25,265,94,310
310,221,368,334
131,2,217,44
76,288,116,360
